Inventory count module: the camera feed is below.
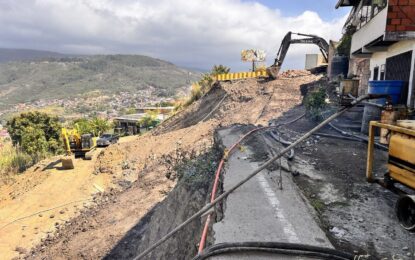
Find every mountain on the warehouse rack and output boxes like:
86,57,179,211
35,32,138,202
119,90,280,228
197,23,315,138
0,54,201,108
0,48,70,63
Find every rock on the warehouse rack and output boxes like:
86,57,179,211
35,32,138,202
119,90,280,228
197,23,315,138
15,246,27,254
59,210,65,214
38,214,43,217
402,246,409,251
49,214,55,218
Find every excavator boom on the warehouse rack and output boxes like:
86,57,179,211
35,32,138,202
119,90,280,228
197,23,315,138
267,31,329,79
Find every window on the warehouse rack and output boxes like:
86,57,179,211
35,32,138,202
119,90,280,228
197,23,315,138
373,66,379,80
380,64,385,80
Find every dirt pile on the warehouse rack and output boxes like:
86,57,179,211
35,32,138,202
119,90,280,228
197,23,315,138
14,73,321,259
280,69,312,78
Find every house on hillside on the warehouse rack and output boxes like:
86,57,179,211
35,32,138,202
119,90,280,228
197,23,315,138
337,0,415,108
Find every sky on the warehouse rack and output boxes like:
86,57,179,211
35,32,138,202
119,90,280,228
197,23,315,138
0,0,350,71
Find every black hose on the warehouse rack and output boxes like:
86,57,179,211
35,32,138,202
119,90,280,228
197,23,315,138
192,242,355,260
267,130,295,159
313,132,363,142
328,122,388,151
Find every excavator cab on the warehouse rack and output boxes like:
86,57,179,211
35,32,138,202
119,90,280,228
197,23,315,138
61,128,97,169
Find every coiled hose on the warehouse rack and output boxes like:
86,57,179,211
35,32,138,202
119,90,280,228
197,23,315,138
192,242,355,260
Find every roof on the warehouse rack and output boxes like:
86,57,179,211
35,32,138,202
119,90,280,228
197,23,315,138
335,0,360,9
113,113,145,122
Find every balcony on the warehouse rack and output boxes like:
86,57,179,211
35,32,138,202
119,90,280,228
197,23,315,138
350,7,390,56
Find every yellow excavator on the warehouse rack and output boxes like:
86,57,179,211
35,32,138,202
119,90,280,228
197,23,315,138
61,127,97,169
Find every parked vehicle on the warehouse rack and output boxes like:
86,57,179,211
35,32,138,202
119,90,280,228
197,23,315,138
97,133,119,147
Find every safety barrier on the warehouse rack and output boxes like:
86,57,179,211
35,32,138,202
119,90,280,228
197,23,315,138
214,71,268,81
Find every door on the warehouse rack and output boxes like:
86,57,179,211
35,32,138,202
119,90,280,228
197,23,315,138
385,51,413,103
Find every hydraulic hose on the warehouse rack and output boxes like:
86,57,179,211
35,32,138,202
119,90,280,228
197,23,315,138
192,242,355,260
198,112,305,253
267,130,295,159
328,122,388,151
133,94,381,260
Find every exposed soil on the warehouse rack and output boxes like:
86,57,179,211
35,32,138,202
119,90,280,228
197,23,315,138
269,104,415,259
1,72,320,259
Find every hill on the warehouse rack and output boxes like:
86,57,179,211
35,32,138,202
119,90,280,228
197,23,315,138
0,54,201,108
0,48,69,63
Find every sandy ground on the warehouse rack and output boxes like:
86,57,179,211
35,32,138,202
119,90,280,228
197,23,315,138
0,149,113,259
14,73,320,259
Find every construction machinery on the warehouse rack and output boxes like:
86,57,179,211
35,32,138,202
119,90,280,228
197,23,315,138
213,31,329,82
366,120,415,230
61,127,97,169
267,32,329,79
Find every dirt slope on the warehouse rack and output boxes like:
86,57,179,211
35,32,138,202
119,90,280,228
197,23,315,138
0,72,320,259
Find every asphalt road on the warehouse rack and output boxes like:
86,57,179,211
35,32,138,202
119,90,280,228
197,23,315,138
210,127,332,259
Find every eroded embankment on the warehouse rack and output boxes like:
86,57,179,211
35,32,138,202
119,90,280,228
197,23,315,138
21,73,319,259
104,143,223,260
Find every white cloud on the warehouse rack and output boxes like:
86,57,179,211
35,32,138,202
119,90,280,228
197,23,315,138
0,0,347,70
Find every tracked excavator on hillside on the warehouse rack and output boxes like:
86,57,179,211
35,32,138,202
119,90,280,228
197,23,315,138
61,127,97,169
267,31,329,79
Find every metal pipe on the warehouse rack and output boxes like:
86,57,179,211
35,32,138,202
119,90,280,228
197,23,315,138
134,94,374,260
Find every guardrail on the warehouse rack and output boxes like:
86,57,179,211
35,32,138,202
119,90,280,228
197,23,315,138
214,71,268,81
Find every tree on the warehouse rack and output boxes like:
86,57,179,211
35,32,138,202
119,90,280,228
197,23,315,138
7,111,62,155
90,117,112,136
73,117,112,136
139,111,160,130
199,65,230,93
21,127,48,156
211,65,230,75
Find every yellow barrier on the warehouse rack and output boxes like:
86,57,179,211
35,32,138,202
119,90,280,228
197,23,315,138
214,70,268,81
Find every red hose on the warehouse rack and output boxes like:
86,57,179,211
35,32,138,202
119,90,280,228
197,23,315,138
198,127,267,252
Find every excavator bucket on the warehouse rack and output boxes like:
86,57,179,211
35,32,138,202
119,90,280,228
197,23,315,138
266,66,280,79
61,155,75,169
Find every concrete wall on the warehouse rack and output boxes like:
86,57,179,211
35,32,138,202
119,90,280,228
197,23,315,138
305,54,326,70
351,8,388,53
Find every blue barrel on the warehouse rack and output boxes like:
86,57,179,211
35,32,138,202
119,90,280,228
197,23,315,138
368,80,405,104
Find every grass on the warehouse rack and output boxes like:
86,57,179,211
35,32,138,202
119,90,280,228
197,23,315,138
0,140,34,179
310,198,325,214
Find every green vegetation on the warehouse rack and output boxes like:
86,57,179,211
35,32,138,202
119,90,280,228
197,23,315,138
73,117,112,136
0,142,32,176
0,55,201,109
304,87,327,121
139,111,160,130
158,101,175,107
310,198,325,214
7,112,62,155
2,112,62,175
182,65,230,108
337,25,355,56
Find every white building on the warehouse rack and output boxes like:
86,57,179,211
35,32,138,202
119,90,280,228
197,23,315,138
337,0,415,108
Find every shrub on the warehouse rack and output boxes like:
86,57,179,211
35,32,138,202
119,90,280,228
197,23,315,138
7,111,62,155
73,117,112,136
0,142,34,176
304,87,327,121
139,111,160,130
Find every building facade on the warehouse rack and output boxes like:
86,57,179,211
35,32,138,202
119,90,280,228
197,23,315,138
337,0,415,107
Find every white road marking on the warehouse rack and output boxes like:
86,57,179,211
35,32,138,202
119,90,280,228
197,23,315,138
256,173,300,243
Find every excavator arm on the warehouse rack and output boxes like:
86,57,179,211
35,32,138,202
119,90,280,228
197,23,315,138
267,32,329,79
